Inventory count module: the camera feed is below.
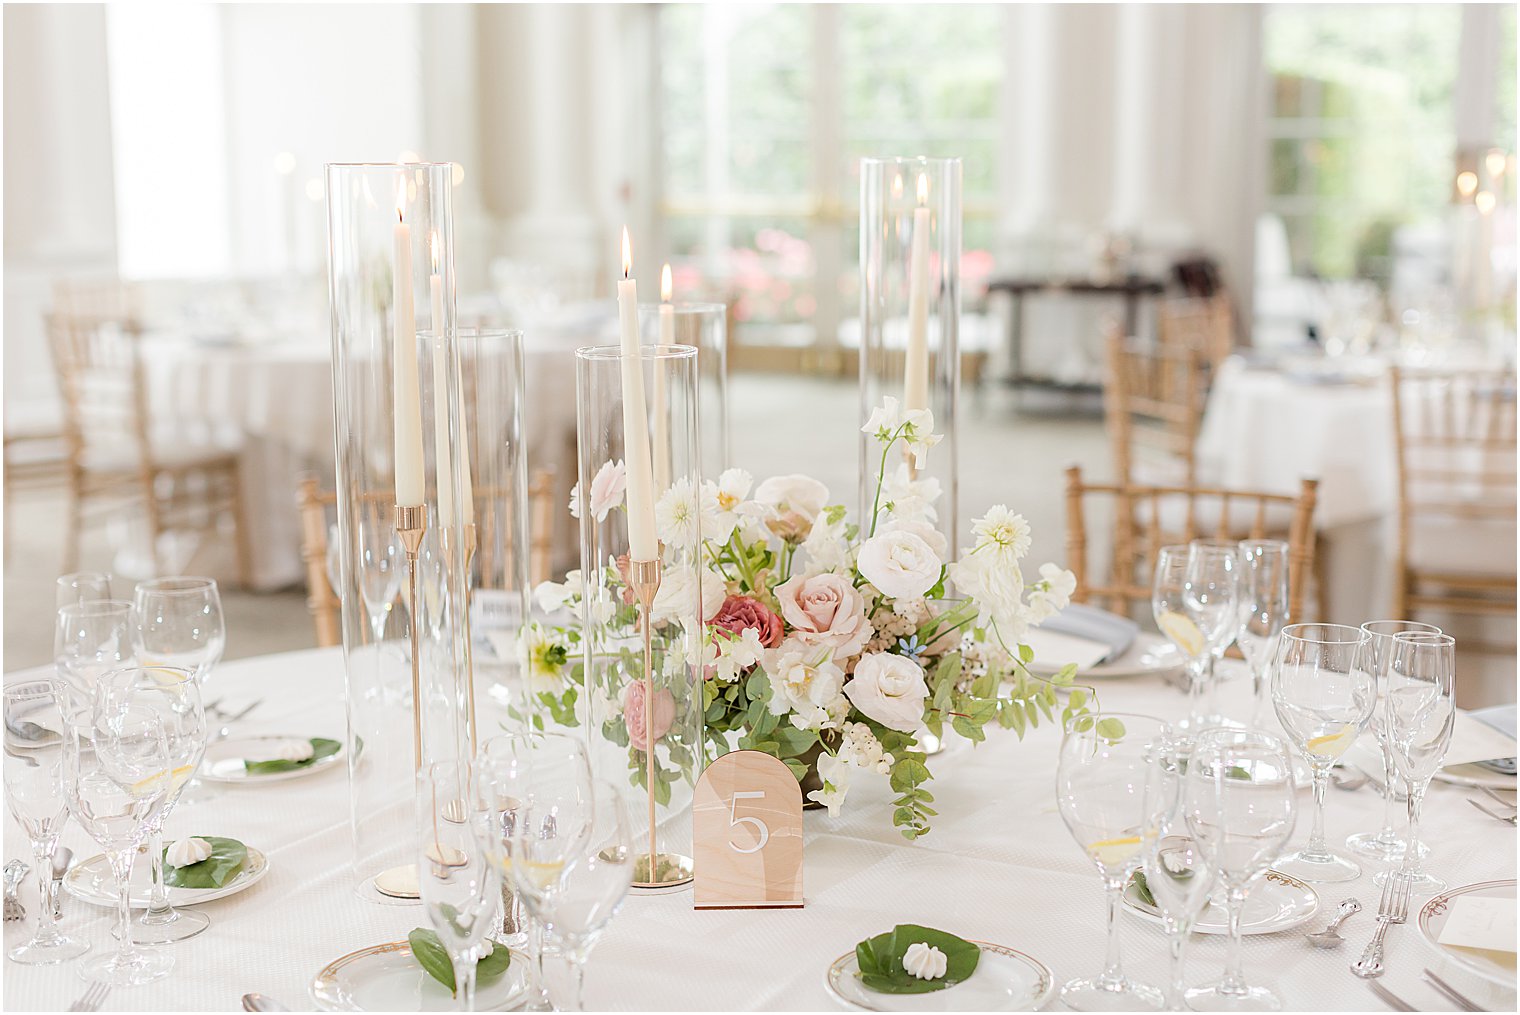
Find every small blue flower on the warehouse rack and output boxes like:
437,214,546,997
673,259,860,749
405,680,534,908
896,635,926,661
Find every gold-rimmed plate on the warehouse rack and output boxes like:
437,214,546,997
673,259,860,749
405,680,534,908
1417,879,1516,989
310,940,530,1012
199,735,344,783
64,846,269,908
1123,868,1319,935
824,940,1053,1011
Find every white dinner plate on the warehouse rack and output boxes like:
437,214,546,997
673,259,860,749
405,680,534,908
1417,879,1517,989
1123,869,1319,935
310,940,530,1012
199,734,344,783
1432,762,1517,791
824,940,1054,1012
1027,632,1184,680
64,845,269,908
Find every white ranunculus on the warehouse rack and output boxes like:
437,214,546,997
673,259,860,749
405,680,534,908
879,518,948,560
766,642,848,731
754,474,830,522
806,750,853,816
856,529,942,600
844,652,929,732
651,565,726,624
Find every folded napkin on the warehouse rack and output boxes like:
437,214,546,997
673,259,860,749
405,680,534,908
1038,603,1139,658
1444,709,1518,768
1470,704,1517,740
1021,628,1112,672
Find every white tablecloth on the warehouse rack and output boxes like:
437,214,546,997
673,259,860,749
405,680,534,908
5,648,1515,1012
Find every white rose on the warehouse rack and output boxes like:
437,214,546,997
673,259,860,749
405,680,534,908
844,652,929,732
879,518,948,560
754,474,829,522
856,529,942,600
651,565,725,624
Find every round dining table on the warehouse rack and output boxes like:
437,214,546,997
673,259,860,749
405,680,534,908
4,647,1514,1011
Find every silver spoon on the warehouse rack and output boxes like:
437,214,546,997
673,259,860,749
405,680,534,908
242,993,290,1011
1306,897,1362,948
1330,766,1370,792
50,847,72,919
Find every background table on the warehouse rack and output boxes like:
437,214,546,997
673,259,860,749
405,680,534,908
4,647,1514,1011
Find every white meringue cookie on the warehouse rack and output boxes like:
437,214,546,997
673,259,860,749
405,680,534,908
244,738,315,764
166,837,213,868
902,941,948,981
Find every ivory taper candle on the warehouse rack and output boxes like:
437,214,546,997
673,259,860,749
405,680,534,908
618,228,659,561
392,180,425,507
904,172,931,412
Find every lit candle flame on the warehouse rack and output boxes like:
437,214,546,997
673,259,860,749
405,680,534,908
622,226,632,279
1458,171,1479,198
1476,190,1496,215
661,264,673,303
1486,149,1507,179
396,178,406,223
917,173,929,206
892,174,904,200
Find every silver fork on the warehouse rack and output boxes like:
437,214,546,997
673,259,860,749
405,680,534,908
1467,798,1519,825
68,982,111,1012
1479,786,1517,809
1368,980,1415,1011
1352,871,1411,978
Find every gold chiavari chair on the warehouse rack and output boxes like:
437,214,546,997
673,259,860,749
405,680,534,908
1102,318,1211,487
46,281,250,582
1390,366,1517,638
1064,464,1319,622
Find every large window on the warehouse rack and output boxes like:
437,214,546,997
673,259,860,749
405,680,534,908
658,4,1001,349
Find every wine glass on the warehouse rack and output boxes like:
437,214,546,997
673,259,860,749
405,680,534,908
1348,620,1441,863
357,517,402,644
419,760,501,1013
96,666,209,943
1270,623,1375,883
54,600,136,712
1183,728,1297,1012
3,680,91,964
1138,738,1214,1011
1153,546,1208,711
1236,540,1289,729
132,577,226,682
1182,541,1240,730
62,699,175,985
509,781,633,1012
1055,712,1169,1011
1380,631,1456,895
56,572,112,610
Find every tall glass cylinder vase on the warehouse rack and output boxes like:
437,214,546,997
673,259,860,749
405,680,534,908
574,344,704,891
325,162,472,902
637,302,729,479
858,156,962,553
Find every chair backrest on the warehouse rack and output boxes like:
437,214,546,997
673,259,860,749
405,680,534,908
297,474,342,648
46,307,152,474
1157,294,1233,369
1064,463,1319,621
1102,319,1208,486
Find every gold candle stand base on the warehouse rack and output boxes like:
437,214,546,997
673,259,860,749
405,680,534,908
626,556,679,892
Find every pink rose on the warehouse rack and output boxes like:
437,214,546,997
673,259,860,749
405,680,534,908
774,572,873,658
711,595,785,649
623,682,675,752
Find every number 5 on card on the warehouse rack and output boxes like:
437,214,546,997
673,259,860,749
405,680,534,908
692,750,805,909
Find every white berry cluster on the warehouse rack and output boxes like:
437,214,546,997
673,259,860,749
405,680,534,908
838,721,893,775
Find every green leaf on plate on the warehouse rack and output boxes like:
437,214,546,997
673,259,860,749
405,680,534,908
1132,870,1156,907
242,737,341,775
409,928,512,997
162,836,248,889
854,923,981,994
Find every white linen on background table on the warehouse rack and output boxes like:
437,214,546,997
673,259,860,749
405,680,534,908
4,648,1514,1011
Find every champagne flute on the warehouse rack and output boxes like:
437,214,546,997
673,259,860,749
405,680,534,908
1138,738,1214,1011
56,572,113,609
54,600,136,712
1236,540,1289,729
1270,623,1375,883
96,666,209,943
1348,620,1440,863
1380,631,1456,895
1055,712,1169,1011
358,518,402,645
3,680,91,964
62,699,175,985
1183,728,1297,1011
132,577,226,682
1182,541,1240,730
509,781,633,1012
1153,547,1208,713
419,760,501,1013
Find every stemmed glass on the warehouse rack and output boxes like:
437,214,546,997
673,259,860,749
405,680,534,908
1270,623,1375,883
54,600,136,710
96,666,210,943
1236,541,1289,729
1153,547,1209,716
56,572,113,609
508,780,633,1012
1183,728,1297,1012
1380,631,1457,895
1138,738,1214,1012
1348,620,1441,863
61,698,175,985
1183,541,1240,730
357,519,402,644
132,578,226,682
3,680,91,964
418,760,502,1012
1055,712,1169,1011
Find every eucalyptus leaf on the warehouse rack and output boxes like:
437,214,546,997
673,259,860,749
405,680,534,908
854,924,981,994
162,836,248,889
243,737,341,775
409,928,512,996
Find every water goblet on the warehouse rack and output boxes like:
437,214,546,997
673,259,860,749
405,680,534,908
1347,620,1440,863
3,680,91,964
509,781,633,1012
1236,540,1289,729
56,572,113,610
418,760,501,1013
1153,547,1208,714
62,701,175,985
1271,623,1375,883
1055,712,1169,1011
1139,738,1214,1011
132,577,226,682
1379,631,1456,895
96,666,209,943
54,600,136,711
1182,540,1240,730
1183,728,1297,1011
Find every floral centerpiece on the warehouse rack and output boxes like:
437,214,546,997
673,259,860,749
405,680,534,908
524,398,1092,839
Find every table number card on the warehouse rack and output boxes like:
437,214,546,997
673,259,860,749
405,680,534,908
693,750,804,910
